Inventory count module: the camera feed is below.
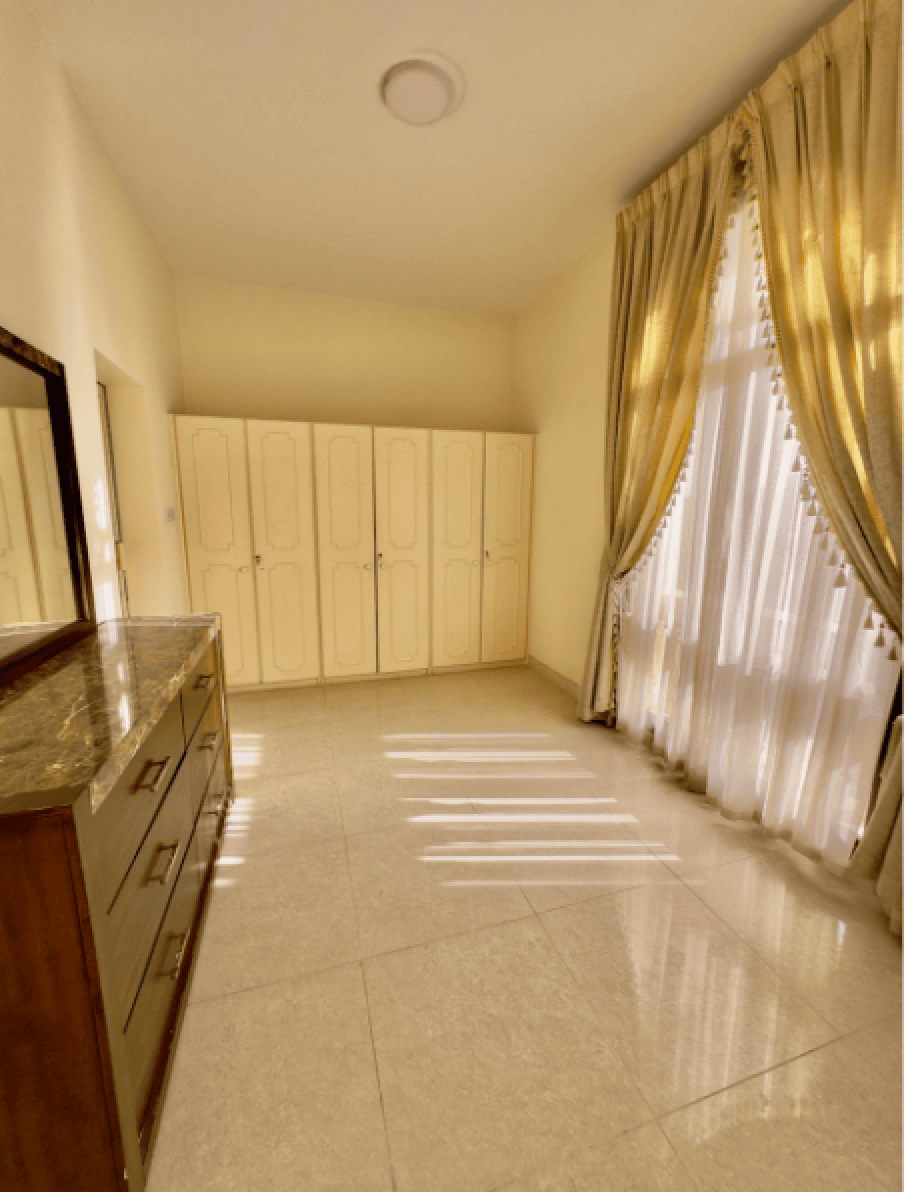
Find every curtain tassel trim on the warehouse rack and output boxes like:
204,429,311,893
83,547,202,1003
749,202,890,645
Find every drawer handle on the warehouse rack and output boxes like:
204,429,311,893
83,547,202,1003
193,672,215,692
199,729,221,752
204,795,224,816
148,841,181,885
163,930,190,982
133,757,171,794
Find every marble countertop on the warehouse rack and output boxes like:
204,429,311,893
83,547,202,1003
0,616,219,813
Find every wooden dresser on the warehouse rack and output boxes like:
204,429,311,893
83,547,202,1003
0,616,232,1192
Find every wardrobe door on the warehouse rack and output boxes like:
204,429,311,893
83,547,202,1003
374,427,429,673
313,424,376,678
432,430,483,668
175,416,260,686
0,409,42,623
13,409,77,621
13,409,75,622
247,421,321,684
482,432,533,663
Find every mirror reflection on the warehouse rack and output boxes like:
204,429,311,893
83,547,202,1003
0,353,76,646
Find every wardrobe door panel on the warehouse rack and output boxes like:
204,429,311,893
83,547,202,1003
247,421,320,683
0,409,42,623
14,409,76,622
432,430,483,668
482,433,532,663
175,416,260,686
314,424,376,678
374,427,429,672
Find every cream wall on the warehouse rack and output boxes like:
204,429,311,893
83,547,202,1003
0,0,186,620
177,276,517,430
513,225,615,688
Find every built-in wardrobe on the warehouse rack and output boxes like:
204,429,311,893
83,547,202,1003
174,416,533,687
0,408,76,625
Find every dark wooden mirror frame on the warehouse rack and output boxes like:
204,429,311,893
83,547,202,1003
0,325,96,685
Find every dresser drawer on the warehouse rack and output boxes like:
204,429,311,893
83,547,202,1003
194,747,228,876
107,758,196,1027
95,695,186,913
124,843,201,1125
181,642,218,743
185,687,225,818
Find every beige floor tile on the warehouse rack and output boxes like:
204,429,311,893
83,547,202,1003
347,822,532,956
627,809,774,877
365,917,653,1192
190,839,358,1001
227,686,327,729
321,685,383,720
540,883,837,1111
147,964,393,1192
685,855,902,1031
220,769,343,855
567,729,665,775
538,878,695,960
230,727,335,781
833,1013,901,1087
434,812,678,914
660,1032,902,1191
497,1121,700,1191
178,669,901,1192
336,764,434,836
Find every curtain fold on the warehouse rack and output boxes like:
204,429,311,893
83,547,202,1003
849,717,902,933
580,120,737,720
741,0,902,635
740,0,902,927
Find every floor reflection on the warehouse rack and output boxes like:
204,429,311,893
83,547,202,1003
204,670,901,1192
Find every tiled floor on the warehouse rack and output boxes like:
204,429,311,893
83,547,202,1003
147,667,902,1192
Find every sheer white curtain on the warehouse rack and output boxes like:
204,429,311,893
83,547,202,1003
618,187,900,868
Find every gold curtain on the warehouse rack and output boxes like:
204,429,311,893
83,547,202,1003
741,0,902,634
580,120,736,720
849,718,902,935
741,0,902,928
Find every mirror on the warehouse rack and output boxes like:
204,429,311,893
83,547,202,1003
0,327,95,679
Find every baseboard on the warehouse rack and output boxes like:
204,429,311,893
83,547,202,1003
227,660,528,693
528,655,581,701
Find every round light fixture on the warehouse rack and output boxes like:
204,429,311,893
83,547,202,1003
380,53,465,125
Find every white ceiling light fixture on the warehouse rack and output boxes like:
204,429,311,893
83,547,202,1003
380,53,465,126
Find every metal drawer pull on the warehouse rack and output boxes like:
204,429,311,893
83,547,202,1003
133,757,171,794
199,729,221,751
148,841,180,885
204,790,225,815
193,672,215,691
163,930,190,982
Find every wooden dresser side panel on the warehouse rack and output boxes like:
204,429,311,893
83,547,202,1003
0,809,123,1192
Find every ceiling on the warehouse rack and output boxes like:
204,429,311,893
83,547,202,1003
33,0,844,314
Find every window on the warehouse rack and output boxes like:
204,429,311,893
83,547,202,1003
617,187,899,867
